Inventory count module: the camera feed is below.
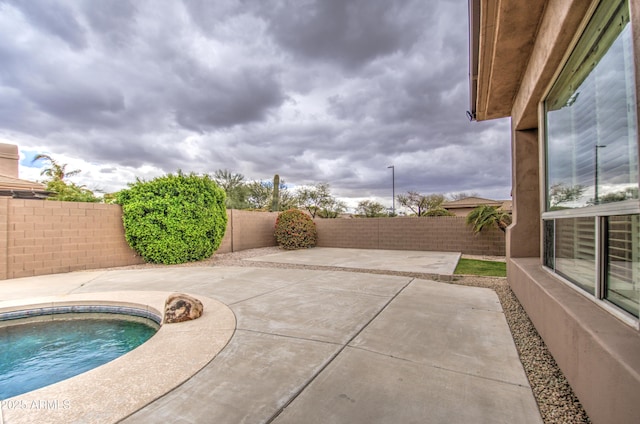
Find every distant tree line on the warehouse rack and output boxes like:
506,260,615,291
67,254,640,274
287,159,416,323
212,169,346,217
355,191,480,218
32,155,507,233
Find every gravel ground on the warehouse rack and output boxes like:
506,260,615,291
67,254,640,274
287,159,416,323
113,247,590,423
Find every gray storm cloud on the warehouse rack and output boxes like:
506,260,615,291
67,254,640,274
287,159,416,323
0,0,511,203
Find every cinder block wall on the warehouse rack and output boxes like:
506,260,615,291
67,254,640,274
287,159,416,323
0,199,144,279
1,204,504,280
314,217,505,255
218,210,279,253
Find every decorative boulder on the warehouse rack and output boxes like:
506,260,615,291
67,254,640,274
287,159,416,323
164,293,204,323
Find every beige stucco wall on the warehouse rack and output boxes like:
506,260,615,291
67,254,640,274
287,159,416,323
496,1,640,423
510,0,593,130
508,259,640,424
506,128,540,258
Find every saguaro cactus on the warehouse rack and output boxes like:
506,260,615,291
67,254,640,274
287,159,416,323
271,174,280,211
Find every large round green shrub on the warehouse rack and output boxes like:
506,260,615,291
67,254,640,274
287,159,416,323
275,209,317,250
116,172,227,264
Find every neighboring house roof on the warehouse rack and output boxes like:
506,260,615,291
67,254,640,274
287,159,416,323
442,197,504,209
500,200,513,212
0,174,50,199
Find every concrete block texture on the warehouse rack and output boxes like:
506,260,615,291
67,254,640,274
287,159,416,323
315,217,505,256
1,205,504,280
218,209,279,253
1,199,143,279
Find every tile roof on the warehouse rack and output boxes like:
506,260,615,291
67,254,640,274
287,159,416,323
441,196,505,208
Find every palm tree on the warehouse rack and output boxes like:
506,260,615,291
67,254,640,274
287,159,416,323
212,169,249,209
466,205,512,234
32,154,81,181
30,154,99,202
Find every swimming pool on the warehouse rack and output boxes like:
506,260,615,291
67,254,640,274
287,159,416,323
0,313,159,399
0,291,235,424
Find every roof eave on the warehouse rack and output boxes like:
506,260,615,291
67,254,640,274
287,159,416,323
468,0,547,122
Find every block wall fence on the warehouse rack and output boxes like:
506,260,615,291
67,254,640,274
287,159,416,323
0,199,505,280
0,198,144,280
314,217,505,254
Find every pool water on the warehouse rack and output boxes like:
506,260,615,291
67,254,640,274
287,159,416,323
0,316,158,399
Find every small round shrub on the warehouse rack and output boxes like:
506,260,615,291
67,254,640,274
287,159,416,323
116,172,227,264
275,209,317,250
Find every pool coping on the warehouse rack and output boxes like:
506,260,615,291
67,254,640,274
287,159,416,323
0,291,236,424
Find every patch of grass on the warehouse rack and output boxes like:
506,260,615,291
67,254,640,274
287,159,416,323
455,258,506,277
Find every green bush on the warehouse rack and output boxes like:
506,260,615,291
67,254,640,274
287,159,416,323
116,172,227,264
275,209,317,250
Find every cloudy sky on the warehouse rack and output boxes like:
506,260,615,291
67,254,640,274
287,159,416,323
0,0,510,209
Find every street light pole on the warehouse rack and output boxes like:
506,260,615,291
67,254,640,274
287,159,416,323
595,145,606,205
387,165,395,215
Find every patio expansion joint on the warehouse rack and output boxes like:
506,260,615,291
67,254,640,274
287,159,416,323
263,277,416,424
66,272,110,294
239,260,447,282
226,280,314,306
236,328,343,347
344,344,530,389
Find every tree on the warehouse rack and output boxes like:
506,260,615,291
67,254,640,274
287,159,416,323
32,154,99,202
278,189,298,211
587,187,638,206
316,199,347,218
424,208,455,217
33,154,81,181
246,180,272,209
296,182,344,218
449,192,479,201
212,169,249,209
549,183,585,208
356,200,388,217
246,179,297,210
46,180,100,202
466,205,512,234
396,191,445,216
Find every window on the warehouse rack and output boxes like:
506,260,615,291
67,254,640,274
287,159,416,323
546,0,638,210
606,215,639,317
555,217,596,294
543,0,639,319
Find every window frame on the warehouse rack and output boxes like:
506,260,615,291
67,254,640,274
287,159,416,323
539,0,640,326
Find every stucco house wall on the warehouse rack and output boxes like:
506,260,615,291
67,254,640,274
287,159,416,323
469,1,640,423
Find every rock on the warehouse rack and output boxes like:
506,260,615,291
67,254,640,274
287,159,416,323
164,293,204,323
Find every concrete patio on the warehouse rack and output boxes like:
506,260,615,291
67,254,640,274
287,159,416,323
0,249,542,423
